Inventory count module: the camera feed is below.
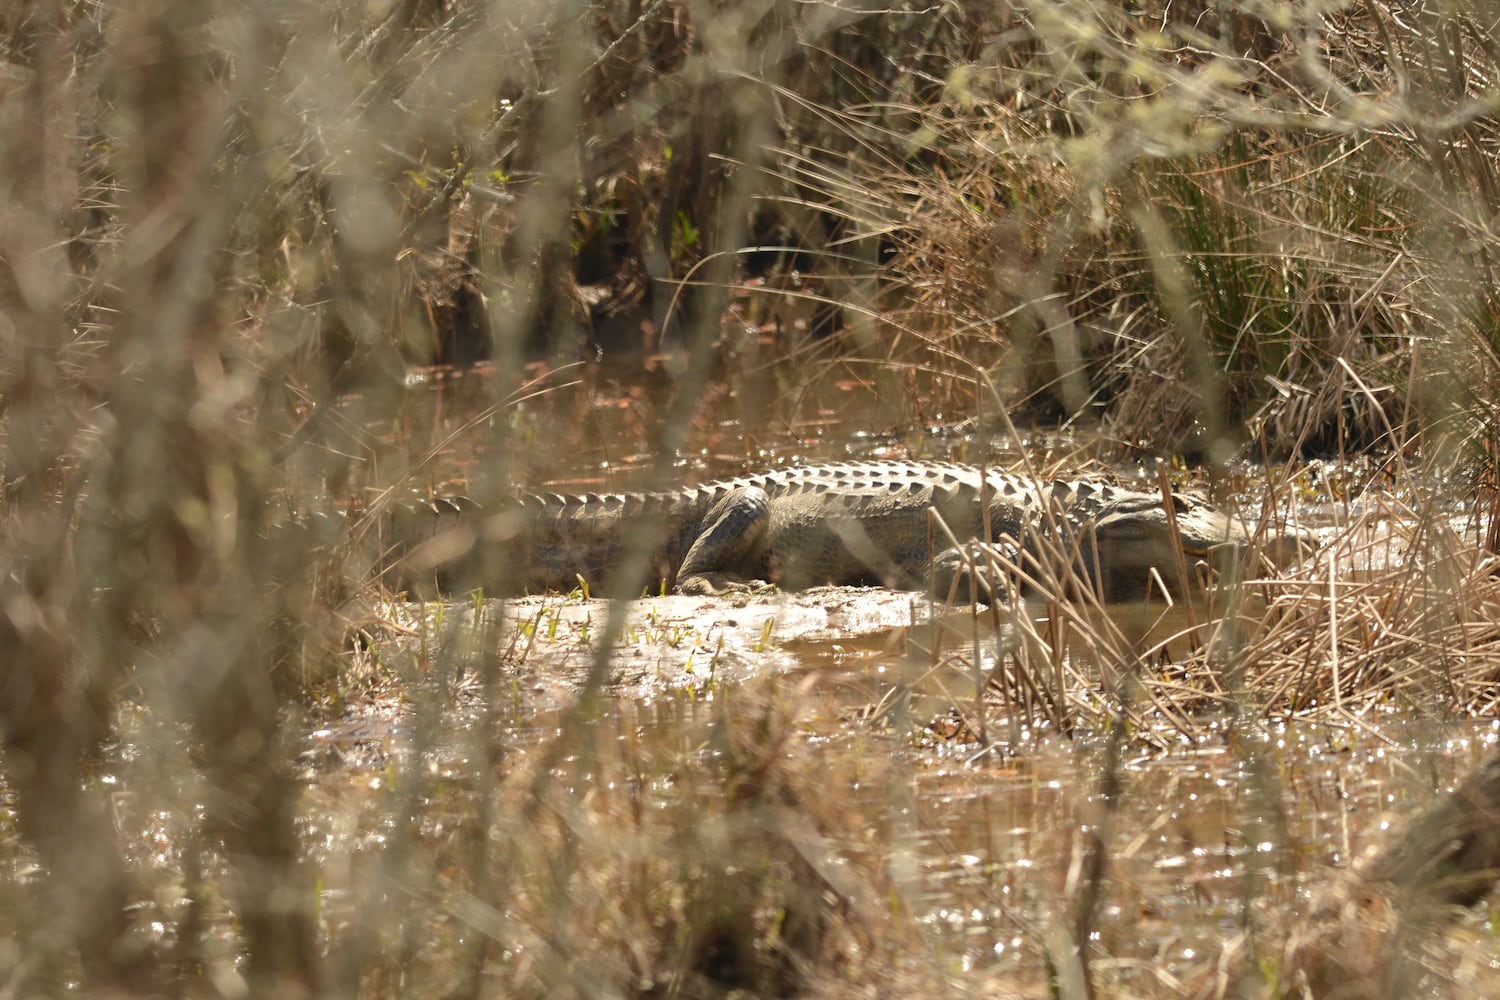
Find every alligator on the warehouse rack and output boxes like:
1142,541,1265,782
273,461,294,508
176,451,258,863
385,461,1312,601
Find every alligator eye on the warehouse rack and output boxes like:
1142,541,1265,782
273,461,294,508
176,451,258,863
1097,520,1148,540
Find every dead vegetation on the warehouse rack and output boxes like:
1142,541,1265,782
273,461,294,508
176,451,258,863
9,0,1500,996
958,493,1500,741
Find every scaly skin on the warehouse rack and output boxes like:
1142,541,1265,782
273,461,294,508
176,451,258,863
389,461,1312,599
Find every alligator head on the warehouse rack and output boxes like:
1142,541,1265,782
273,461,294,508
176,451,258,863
1085,493,1310,599
935,491,1315,603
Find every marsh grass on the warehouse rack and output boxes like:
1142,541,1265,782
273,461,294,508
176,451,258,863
748,0,1500,458
9,0,1500,996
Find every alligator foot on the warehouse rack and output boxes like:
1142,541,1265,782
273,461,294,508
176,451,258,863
930,541,1021,605
677,573,769,596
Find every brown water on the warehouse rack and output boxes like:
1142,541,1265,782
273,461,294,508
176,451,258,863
346,360,1129,498
893,723,1496,982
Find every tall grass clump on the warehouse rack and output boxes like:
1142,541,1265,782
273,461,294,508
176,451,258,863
755,0,1500,461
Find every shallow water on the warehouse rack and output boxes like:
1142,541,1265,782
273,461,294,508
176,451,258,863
895,721,1499,982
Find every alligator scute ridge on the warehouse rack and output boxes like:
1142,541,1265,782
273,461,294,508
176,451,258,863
380,460,1313,601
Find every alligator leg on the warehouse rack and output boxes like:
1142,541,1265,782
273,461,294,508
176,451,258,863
676,486,771,595
930,539,1023,604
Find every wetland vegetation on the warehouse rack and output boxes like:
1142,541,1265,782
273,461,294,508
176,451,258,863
6,0,1500,996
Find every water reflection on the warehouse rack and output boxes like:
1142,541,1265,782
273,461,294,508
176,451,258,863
880,721,1498,981
336,362,1120,498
